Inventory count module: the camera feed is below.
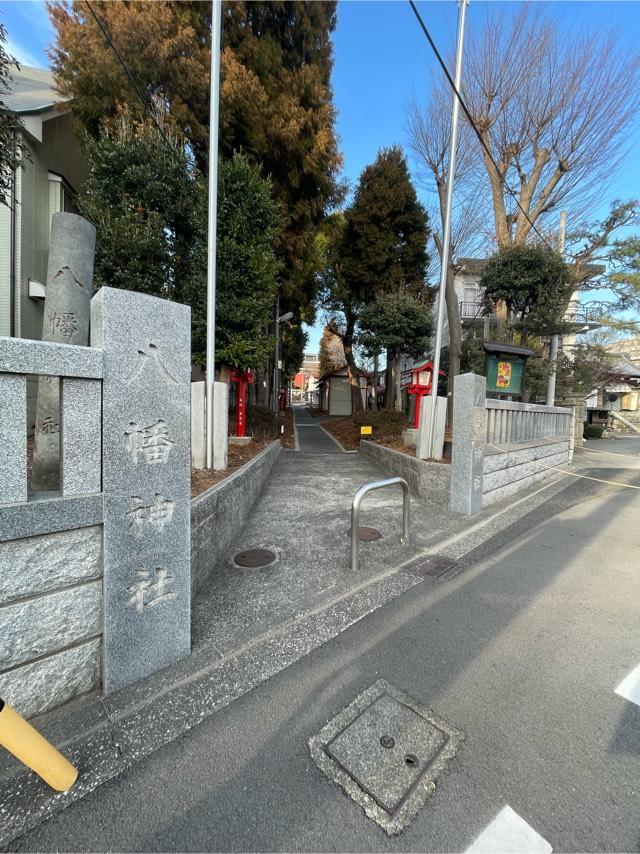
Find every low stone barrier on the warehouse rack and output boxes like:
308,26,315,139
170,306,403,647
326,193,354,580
482,439,570,507
358,440,451,502
190,441,282,593
451,373,573,516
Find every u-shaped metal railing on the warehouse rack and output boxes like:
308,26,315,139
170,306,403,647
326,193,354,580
351,476,410,572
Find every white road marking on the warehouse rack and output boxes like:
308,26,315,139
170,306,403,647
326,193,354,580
466,805,552,853
615,662,640,706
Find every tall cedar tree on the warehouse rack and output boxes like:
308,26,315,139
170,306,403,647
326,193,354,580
48,0,342,370
340,146,430,409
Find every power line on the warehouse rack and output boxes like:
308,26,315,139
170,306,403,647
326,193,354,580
83,0,180,162
408,0,560,256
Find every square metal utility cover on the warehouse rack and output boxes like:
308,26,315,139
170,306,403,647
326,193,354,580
309,680,462,835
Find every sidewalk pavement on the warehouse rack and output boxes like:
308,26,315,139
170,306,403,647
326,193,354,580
1,417,638,847
9,435,640,852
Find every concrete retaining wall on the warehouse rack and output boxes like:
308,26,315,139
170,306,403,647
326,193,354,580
0,525,103,718
482,439,570,507
191,441,282,593
359,440,451,501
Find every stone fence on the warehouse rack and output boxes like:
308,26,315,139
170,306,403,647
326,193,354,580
451,373,574,516
0,287,191,717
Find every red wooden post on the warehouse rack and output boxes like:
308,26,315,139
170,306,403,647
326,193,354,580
231,370,254,437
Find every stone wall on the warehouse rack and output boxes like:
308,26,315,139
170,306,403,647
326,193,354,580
0,524,103,718
482,439,570,507
451,373,573,516
191,441,282,594
359,441,451,502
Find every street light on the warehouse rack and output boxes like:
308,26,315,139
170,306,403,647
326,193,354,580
274,311,294,417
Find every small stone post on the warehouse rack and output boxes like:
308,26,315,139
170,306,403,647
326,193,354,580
31,214,96,490
191,380,228,470
91,287,191,693
417,395,447,460
450,373,487,516
213,381,229,470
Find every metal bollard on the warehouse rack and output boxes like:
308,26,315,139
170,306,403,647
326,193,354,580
351,476,410,572
0,696,78,791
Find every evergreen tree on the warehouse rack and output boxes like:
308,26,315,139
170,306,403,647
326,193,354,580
479,245,574,336
78,123,280,370
359,293,432,411
49,0,342,346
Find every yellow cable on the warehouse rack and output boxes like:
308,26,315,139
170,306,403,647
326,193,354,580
0,699,78,791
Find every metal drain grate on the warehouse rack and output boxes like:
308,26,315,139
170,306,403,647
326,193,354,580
403,554,461,582
233,548,276,568
348,526,382,542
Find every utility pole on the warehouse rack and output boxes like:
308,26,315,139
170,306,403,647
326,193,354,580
546,210,566,406
426,0,469,458
273,298,294,417
205,0,222,469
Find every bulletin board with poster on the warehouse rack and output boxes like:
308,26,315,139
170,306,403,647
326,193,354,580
483,341,536,399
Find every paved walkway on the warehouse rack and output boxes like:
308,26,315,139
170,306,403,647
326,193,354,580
14,440,640,852
193,407,456,657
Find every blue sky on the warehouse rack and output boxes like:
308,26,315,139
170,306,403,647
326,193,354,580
2,0,639,352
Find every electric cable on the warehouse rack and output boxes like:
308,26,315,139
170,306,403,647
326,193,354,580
408,0,564,257
83,0,181,161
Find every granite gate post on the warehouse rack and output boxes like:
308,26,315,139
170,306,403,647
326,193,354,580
32,213,96,490
450,373,487,516
91,288,191,693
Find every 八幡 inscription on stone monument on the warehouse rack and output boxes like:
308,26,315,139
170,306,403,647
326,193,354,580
92,287,191,694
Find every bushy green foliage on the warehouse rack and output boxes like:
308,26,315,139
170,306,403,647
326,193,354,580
584,424,604,439
191,153,283,369
78,121,198,302
480,245,574,335
359,292,432,361
78,123,281,369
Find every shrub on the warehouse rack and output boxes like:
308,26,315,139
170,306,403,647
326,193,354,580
583,424,604,439
245,405,279,440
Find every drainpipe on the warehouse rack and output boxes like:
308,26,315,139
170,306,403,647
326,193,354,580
9,129,17,337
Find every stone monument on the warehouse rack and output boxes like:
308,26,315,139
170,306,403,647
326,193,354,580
450,373,487,516
91,287,191,693
31,213,96,490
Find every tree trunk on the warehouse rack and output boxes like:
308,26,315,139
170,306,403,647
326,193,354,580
394,354,403,412
384,350,394,409
342,314,364,414
371,352,379,411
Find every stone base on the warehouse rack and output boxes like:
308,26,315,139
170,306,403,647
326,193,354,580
229,435,252,446
402,428,417,447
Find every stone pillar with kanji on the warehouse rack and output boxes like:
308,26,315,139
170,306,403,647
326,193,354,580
91,287,191,693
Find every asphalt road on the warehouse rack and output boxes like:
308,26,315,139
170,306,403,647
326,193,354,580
10,452,640,852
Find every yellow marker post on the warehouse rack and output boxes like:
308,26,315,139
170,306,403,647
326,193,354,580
0,697,78,791
360,425,373,436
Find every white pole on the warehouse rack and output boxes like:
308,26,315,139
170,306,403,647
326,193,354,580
546,210,566,406
426,0,469,458
205,0,222,469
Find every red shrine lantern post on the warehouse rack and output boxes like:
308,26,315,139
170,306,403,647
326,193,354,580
231,369,254,438
407,360,446,430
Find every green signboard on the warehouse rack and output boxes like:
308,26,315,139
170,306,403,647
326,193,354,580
486,354,525,396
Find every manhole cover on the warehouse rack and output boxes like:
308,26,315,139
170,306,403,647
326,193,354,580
309,680,462,835
348,526,382,541
233,548,276,568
